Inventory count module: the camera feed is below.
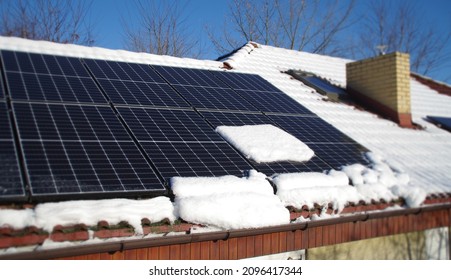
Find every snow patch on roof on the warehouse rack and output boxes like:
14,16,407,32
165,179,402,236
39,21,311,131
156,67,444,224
216,124,314,163
0,197,176,235
0,36,222,69
171,170,290,229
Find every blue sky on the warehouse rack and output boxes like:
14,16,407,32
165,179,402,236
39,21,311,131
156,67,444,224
90,0,451,83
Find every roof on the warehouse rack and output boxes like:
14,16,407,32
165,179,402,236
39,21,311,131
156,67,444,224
1,37,451,256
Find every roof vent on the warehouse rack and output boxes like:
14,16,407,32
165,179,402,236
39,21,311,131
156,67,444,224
346,52,413,128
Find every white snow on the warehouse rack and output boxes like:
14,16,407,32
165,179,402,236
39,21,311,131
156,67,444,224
0,197,176,235
0,208,35,230
271,170,349,191
170,170,273,198
176,192,289,229
171,171,290,229
271,153,426,211
216,124,314,163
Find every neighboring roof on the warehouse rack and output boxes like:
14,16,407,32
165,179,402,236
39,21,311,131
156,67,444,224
1,38,451,256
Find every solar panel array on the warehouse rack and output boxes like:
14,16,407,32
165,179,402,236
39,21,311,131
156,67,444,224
0,49,369,202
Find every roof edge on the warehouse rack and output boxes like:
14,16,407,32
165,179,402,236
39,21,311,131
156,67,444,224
2,202,450,260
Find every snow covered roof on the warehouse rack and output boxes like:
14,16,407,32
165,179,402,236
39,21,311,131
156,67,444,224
1,37,451,254
222,42,451,194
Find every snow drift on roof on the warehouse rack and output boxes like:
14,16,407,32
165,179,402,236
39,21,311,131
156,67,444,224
216,124,314,163
171,170,290,229
0,197,176,235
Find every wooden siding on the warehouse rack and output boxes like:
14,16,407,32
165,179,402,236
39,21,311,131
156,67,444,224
55,208,451,260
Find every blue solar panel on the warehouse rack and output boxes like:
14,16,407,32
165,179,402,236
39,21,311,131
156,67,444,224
96,78,189,108
84,59,166,83
117,107,253,178
2,51,107,104
2,50,91,77
173,85,259,112
267,114,355,143
12,102,164,199
153,65,229,88
309,143,369,169
141,142,252,178
117,107,224,142
236,89,314,115
0,102,25,200
84,59,189,108
214,71,282,92
199,111,331,174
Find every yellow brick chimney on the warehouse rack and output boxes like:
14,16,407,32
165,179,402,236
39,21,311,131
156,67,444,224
346,52,412,127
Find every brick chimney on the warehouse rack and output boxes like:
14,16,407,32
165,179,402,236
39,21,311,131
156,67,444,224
346,52,412,127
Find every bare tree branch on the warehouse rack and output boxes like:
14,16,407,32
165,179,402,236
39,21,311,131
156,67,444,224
122,0,201,58
208,0,355,57
356,0,451,79
0,0,95,45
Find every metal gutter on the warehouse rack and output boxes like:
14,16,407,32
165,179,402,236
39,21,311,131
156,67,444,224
1,203,450,260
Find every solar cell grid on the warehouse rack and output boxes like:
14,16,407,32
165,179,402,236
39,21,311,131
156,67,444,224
118,107,224,142
96,78,189,108
22,140,164,196
2,50,90,77
141,142,252,178
198,111,332,175
13,103,132,141
0,102,25,199
3,53,107,104
309,143,369,169
173,85,259,112
84,59,165,83
214,71,281,92
153,65,229,88
236,89,314,115
12,102,164,198
267,114,355,143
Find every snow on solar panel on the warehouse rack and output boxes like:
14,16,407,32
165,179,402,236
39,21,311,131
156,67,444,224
12,102,164,199
199,111,332,174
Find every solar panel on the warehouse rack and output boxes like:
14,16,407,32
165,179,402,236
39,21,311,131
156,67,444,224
84,59,166,83
153,65,229,88
236,89,314,115
2,51,107,104
173,85,259,112
267,114,355,143
117,107,225,142
117,107,253,178
214,71,282,92
309,143,369,169
0,102,25,200
141,142,252,178
2,51,91,76
427,116,451,132
12,102,164,199
96,78,189,108
84,59,189,108
199,111,331,174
